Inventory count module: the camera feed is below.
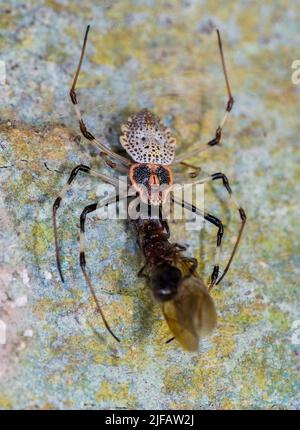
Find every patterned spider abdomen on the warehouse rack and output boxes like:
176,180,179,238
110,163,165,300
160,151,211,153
120,109,176,165
130,163,174,206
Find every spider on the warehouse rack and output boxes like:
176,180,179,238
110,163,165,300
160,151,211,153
53,26,246,342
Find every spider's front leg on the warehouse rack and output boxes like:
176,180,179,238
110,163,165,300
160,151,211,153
70,25,131,169
79,191,129,342
174,29,234,164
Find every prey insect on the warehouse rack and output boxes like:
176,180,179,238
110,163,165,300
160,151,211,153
133,217,217,351
52,25,246,350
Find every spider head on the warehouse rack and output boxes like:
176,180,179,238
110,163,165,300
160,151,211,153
129,163,173,205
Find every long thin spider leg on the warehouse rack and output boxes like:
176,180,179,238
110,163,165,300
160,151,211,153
174,29,234,164
207,172,246,289
53,164,125,282
53,202,65,282
79,192,129,342
172,196,224,289
217,29,234,114
159,205,170,239
179,172,246,289
179,161,201,179
215,209,246,287
70,26,131,167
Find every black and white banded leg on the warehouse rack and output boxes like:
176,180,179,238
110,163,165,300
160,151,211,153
172,196,224,290
53,164,121,282
183,172,247,288
70,25,131,169
174,29,234,164
79,192,129,342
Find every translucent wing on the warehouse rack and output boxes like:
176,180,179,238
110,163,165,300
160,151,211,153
162,273,217,352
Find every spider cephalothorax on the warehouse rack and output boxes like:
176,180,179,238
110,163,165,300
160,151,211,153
129,162,174,205
120,109,176,165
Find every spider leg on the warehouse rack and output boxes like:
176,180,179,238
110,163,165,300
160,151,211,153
181,172,246,289
179,161,201,179
174,163,202,181
172,196,224,290
174,170,203,184
53,164,124,282
174,243,187,251
159,205,170,238
70,26,131,168
137,264,150,280
79,192,129,342
174,29,234,164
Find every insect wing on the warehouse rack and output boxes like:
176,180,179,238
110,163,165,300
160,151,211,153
162,276,217,351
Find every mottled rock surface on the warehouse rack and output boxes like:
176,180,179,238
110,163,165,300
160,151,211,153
0,1,299,409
